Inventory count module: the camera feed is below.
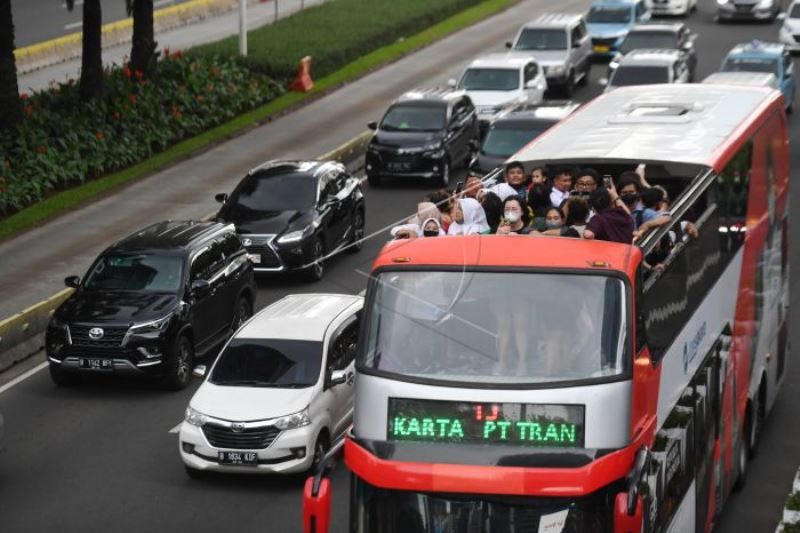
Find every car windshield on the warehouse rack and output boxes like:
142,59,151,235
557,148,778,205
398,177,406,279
620,31,678,53
722,57,779,75
481,123,552,157
459,68,520,91
83,254,183,292
359,271,628,385
380,104,447,132
226,174,317,220
514,28,568,50
588,6,631,24
209,338,323,387
610,65,670,86
351,480,614,532
791,4,800,17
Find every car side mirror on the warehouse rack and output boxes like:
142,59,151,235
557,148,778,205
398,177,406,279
193,365,207,378
572,40,581,49
599,77,609,87
447,78,457,88
777,12,787,21
505,41,512,49
329,369,348,387
367,121,377,130
214,193,228,204
468,139,479,151
191,279,211,297
64,275,80,289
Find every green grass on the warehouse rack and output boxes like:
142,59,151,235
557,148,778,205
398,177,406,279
0,0,516,241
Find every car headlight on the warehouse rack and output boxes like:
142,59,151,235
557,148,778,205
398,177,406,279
547,64,566,75
128,314,172,337
716,0,729,5
185,406,208,426
756,0,773,7
274,408,311,430
277,227,311,244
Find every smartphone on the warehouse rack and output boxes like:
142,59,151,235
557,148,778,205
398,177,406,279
603,175,613,189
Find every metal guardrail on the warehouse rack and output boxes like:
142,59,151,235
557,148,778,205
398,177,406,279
0,130,372,374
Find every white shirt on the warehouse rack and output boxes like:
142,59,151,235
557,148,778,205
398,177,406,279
550,188,569,208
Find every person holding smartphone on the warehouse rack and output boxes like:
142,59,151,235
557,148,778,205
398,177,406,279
495,196,535,235
583,177,634,243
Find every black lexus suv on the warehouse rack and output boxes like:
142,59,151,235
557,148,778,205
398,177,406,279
215,160,365,281
46,221,256,390
365,88,479,188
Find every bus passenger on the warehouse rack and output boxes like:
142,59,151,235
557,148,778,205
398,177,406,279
504,161,528,203
496,197,535,235
549,166,574,208
479,191,504,234
448,198,490,235
617,172,644,228
562,197,590,238
583,187,634,244
461,174,484,200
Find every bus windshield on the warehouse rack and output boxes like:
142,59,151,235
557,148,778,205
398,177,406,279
360,271,628,385
351,480,613,532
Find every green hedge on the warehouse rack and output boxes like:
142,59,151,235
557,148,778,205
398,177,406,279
190,0,483,81
0,53,281,216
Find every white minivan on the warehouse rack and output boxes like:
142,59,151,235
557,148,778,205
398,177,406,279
179,293,362,477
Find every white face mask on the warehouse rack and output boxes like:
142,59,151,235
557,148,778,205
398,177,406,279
504,211,521,223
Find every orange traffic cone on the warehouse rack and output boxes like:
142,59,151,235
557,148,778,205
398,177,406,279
290,56,314,92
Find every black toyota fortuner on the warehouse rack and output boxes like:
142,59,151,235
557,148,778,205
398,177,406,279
46,221,256,390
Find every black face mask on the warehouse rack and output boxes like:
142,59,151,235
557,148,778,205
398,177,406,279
423,229,439,237
621,192,639,205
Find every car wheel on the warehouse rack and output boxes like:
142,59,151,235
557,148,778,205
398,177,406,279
309,432,330,473
231,296,252,334
577,64,589,87
185,466,206,480
49,362,80,387
306,237,325,282
438,158,451,188
748,385,766,457
347,209,365,254
367,173,381,187
162,334,193,391
563,71,575,97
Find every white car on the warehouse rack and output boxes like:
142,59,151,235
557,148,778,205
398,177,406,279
179,293,362,477
450,53,547,136
650,0,697,17
779,2,800,52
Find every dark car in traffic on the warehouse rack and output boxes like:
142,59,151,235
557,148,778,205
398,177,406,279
215,160,365,281
610,22,698,81
471,102,580,175
46,221,256,390
365,88,479,187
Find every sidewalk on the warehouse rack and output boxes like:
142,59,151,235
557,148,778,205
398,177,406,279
17,0,325,94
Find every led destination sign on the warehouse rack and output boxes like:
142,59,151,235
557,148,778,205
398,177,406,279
388,398,585,448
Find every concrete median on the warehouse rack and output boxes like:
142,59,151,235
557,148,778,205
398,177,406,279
0,129,372,375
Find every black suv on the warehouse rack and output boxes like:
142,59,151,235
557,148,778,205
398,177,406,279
365,88,479,188
215,160,365,281
46,221,256,390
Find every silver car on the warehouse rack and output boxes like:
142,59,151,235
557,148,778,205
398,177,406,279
506,13,592,96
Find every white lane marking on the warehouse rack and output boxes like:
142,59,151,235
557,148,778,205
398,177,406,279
169,422,183,434
64,21,83,30
0,361,48,396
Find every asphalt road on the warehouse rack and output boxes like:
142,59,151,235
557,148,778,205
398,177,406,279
10,0,192,48
0,0,798,532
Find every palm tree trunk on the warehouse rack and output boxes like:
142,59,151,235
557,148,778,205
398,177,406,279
0,0,22,132
130,0,156,77
79,0,104,102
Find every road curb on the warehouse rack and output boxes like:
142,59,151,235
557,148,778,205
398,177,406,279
776,467,800,531
0,129,372,374
14,0,239,74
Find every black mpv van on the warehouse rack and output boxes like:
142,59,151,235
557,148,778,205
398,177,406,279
46,221,256,390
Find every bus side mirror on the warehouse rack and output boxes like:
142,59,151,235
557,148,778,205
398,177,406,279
303,476,331,533
614,491,643,533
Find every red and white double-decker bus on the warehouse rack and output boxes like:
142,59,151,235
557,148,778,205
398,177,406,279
304,83,790,532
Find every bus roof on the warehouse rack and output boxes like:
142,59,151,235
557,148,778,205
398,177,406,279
513,83,781,169
373,235,641,276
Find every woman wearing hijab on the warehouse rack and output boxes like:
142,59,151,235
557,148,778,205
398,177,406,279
420,218,444,237
447,198,490,235
390,202,440,239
